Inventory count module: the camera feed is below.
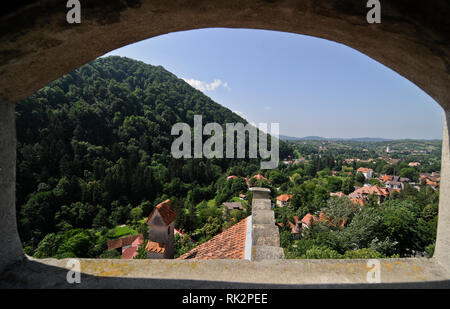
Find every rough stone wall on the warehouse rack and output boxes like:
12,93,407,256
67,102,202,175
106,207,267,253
435,111,450,270
146,252,164,260
0,102,24,272
0,0,449,278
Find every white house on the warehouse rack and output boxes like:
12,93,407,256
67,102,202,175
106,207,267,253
357,167,374,179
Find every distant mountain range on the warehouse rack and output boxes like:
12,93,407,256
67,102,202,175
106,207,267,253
279,135,442,142
279,135,393,142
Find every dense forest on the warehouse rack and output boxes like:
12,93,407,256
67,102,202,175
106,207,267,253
16,56,290,258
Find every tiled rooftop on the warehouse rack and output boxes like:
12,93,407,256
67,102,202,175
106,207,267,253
107,234,143,251
351,185,389,196
122,246,139,259
147,199,176,225
146,241,166,254
276,194,292,202
177,217,248,260
223,202,243,210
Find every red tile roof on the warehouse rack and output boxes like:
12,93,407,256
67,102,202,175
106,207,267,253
288,221,300,234
254,174,272,181
301,214,317,227
247,174,272,185
330,191,346,197
177,217,248,260
319,212,346,227
107,234,143,251
351,197,365,206
301,212,346,228
420,174,440,183
145,241,166,254
276,194,292,202
426,179,439,187
357,167,373,173
352,185,389,196
147,199,176,225
122,246,139,259
381,175,392,182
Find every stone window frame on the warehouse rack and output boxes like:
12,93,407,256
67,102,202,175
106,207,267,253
0,1,449,288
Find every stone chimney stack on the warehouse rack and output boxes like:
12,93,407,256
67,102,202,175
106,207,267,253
250,187,271,200
249,187,285,261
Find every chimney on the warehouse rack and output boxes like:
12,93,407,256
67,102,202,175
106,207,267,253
250,187,271,200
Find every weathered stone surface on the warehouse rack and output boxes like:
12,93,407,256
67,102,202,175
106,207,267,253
2,256,448,289
253,224,280,238
0,102,24,272
253,235,281,247
250,187,271,200
252,210,275,225
253,246,285,260
435,111,450,271
252,199,272,210
250,188,284,261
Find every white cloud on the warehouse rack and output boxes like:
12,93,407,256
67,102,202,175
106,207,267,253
183,78,231,92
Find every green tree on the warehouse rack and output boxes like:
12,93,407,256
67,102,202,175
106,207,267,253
303,246,342,259
341,177,354,195
343,248,385,259
382,200,418,255
326,176,342,192
56,230,94,258
174,234,195,258
34,233,64,258
202,216,222,239
134,239,148,259
355,172,365,184
130,206,143,223
399,167,419,182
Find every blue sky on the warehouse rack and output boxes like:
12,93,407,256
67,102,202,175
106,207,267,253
102,28,444,139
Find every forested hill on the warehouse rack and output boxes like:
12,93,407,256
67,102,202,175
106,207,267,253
16,56,285,254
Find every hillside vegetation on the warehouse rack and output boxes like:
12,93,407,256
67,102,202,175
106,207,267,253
16,56,284,258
